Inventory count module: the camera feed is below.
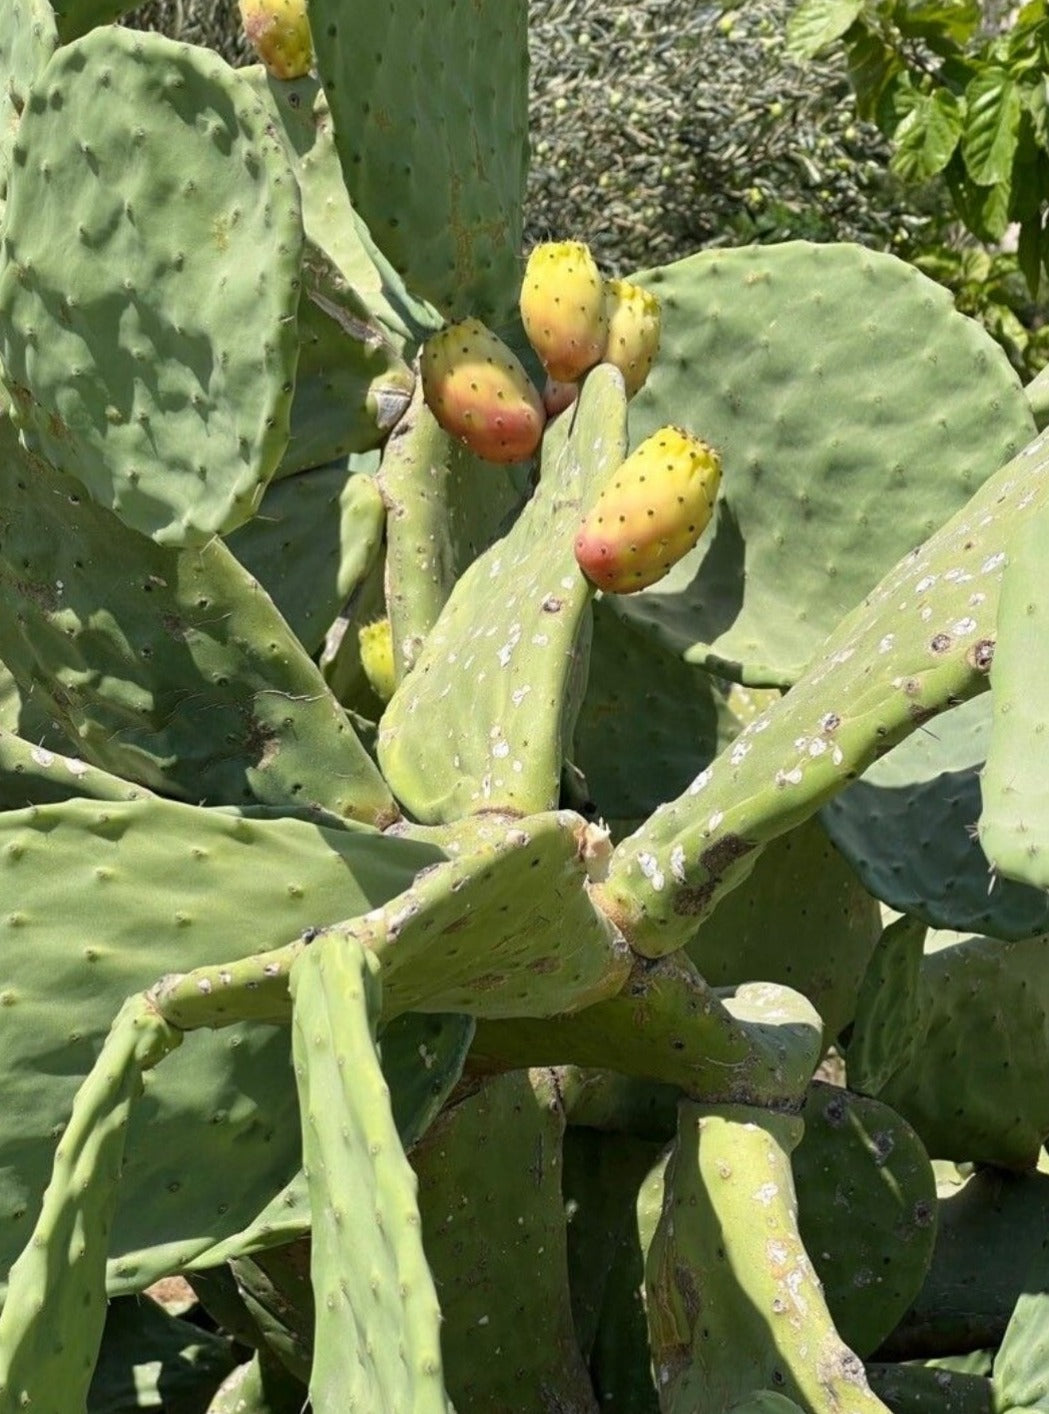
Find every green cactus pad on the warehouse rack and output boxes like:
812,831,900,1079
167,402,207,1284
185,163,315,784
310,0,528,325
0,726,152,810
240,68,441,354
793,1083,937,1359
616,242,1033,685
0,27,303,546
562,1127,666,1361
225,453,385,657
331,810,630,1020
589,1215,660,1412
824,695,1049,940
412,1070,597,1413
851,927,1049,1167
884,1168,1049,1361
379,364,627,822
990,1224,1049,1409
846,915,929,1099
596,419,1049,957
0,430,392,821
289,936,453,1414
0,994,179,1414
206,1350,307,1414
281,265,415,475
645,1102,887,1412
170,1014,472,1283
472,957,822,1108
687,816,881,1044
0,0,55,211
381,1011,476,1151
573,597,728,838
378,384,526,682
980,495,1049,891
0,795,442,1298
229,1244,313,1385
864,1365,993,1414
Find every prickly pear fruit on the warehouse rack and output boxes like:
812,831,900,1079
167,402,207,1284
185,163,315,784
543,376,579,418
575,427,721,594
359,618,396,702
238,0,313,79
420,318,546,464
520,241,608,383
602,278,662,398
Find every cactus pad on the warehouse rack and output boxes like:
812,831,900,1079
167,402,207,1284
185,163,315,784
289,936,453,1413
310,0,528,326
617,242,1033,685
0,795,441,1296
0,428,392,820
0,28,303,545
793,1082,937,1358
412,1071,598,1413
824,694,1049,940
378,364,628,821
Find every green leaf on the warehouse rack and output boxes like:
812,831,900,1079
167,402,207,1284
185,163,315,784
1018,214,1043,297
786,0,864,60
962,68,1023,185
894,0,980,45
891,87,965,179
846,29,905,120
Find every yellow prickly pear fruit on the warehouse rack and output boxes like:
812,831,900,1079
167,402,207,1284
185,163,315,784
238,0,313,79
421,318,546,464
574,427,721,594
602,278,662,398
520,240,608,383
358,618,397,703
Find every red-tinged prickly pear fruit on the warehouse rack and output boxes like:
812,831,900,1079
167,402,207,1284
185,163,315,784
602,278,662,398
574,427,721,594
421,318,546,464
238,0,313,79
520,241,608,383
543,376,579,417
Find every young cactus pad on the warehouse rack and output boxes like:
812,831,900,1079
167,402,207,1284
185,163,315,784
575,426,722,593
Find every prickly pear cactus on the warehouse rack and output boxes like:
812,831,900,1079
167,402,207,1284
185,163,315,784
2,1,1049,1409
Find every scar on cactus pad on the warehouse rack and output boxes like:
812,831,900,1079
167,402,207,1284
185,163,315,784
238,0,313,79
420,318,546,464
575,426,722,594
520,240,609,383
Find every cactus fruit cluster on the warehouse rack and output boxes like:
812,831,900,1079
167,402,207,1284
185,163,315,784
3,3,1049,1413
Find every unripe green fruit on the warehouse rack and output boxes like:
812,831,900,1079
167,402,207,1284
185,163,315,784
574,426,721,594
520,240,608,383
420,318,546,465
